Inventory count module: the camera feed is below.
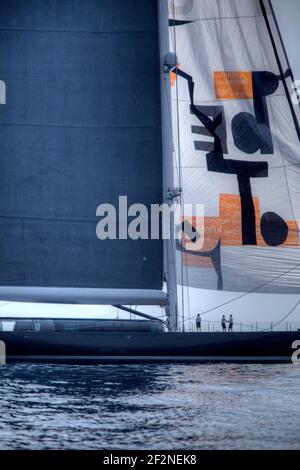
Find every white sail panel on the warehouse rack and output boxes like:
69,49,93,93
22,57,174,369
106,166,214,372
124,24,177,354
170,0,300,293
168,0,261,21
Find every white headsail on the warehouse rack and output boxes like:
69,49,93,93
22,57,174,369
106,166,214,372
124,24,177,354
170,0,300,293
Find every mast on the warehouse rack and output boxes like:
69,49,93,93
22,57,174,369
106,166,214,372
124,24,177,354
158,0,178,332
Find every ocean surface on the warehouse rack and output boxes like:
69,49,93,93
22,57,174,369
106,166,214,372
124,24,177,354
0,363,299,450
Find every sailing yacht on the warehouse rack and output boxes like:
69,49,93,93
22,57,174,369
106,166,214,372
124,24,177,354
0,0,299,363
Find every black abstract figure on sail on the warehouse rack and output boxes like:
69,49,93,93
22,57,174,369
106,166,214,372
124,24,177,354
177,233,223,291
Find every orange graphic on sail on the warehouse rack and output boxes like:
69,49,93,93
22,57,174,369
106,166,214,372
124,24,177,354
170,65,180,87
181,194,299,268
214,71,254,100
170,71,177,87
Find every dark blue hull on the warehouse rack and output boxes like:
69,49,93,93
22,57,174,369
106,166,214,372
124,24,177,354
0,330,299,364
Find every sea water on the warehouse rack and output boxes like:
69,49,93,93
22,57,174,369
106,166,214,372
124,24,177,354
0,363,299,450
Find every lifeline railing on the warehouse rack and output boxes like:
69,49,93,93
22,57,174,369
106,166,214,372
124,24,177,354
185,320,300,333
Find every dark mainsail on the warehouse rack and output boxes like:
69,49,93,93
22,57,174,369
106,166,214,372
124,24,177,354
0,0,163,290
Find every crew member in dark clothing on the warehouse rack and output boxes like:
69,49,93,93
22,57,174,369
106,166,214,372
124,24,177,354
221,315,227,332
228,315,234,332
196,314,201,332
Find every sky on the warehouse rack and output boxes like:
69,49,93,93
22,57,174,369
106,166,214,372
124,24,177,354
0,0,299,328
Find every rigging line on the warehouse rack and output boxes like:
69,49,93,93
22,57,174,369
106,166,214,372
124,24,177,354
185,268,192,324
162,81,180,313
161,88,180,331
216,0,224,63
259,0,300,141
171,5,182,190
161,7,181,331
269,93,298,224
255,1,298,227
162,14,180,183
163,80,180,183
183,259,300,323
172,0,188,331
268,0,300,106
260,299,300,331
174,2,191,327
161,53,179,327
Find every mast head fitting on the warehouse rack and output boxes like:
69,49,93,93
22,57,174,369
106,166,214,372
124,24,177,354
164,52,178,73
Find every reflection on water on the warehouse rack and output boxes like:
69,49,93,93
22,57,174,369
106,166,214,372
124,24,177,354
0,363,299,450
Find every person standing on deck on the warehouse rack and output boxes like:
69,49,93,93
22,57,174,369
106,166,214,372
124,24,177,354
221,315,227,332
196,314,201,332
228,315,234,332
